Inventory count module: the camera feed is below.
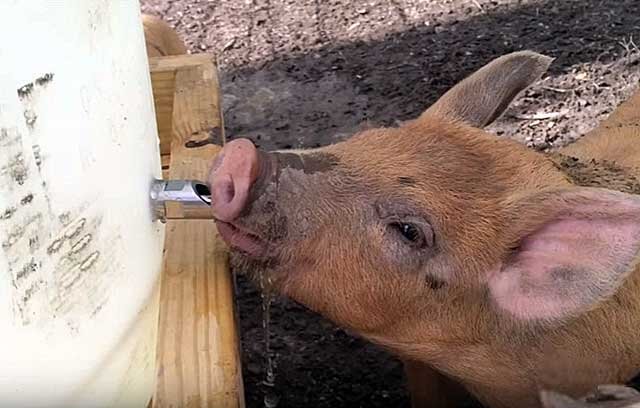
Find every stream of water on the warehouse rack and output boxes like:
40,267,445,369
260,273,279,408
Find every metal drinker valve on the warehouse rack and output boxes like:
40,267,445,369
150,179,214,222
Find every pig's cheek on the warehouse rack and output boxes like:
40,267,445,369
273,198,328,245
277,259,319,300
373,226,411,268
289,208,314,240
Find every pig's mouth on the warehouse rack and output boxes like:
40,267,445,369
216,220,267,258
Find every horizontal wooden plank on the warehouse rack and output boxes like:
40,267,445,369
149,53,222,157
148,54,216,73
171,56,222,145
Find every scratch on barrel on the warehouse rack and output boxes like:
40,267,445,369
80,251,100,271
19,279,45,324
2,153,28,185
70,234,92,254
2,214,41,249
47,217,88,254
60,266,83,291
17,73,54,100
23,110,37,128
58,212,71,226
15,258,39,281
46,212,116,320
47,237,64,254
28,236,39,250
22,279,43,303
65,218,86,240
31,145,42,169
20,194,33,205
90,302,105,318
34,73,54,86
3,228,23,249
0,207,16,220
0,127,19,148
17,83,34,99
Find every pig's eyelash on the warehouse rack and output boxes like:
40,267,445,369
389,222,427,248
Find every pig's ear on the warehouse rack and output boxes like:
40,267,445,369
488,187,640,323
421,51,553,128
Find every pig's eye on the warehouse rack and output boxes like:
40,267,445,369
390,222,428,248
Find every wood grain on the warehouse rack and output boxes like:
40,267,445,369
149,67,177,156
149,53,223,159
152,54,243,408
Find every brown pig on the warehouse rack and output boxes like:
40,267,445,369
208,51,640,408
141,13,187,57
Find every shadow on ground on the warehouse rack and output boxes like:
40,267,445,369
222,0,639,151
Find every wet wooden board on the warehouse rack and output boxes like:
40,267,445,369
149,54,244,408
149,54,225,161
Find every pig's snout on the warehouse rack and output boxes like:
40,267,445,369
209,138,260,222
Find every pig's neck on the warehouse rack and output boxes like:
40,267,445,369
365,275,640,408
360,140,640,406
363,314,537,407
360,280,640,406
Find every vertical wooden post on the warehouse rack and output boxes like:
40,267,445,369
149,54,244,408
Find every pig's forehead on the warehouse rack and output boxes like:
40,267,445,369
331,125,490,179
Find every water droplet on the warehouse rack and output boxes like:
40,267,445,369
260,272,279,408
264,391,280,408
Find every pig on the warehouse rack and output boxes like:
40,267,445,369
207,51,640,408
141,13,187,57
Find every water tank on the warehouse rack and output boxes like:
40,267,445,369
0,2,164,406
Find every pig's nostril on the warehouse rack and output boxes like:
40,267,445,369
211,173,247,221
209,138,260,222
223,180,235,204
213,175,235,206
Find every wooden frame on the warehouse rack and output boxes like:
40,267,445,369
148,54,226,178
148,54,245,408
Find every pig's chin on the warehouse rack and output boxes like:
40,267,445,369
216,220,268,259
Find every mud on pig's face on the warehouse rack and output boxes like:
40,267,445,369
209,121,521,337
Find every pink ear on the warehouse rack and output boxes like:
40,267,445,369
489,188,640,322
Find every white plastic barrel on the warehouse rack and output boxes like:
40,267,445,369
0,2,164,407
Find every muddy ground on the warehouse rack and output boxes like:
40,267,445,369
140,0,640,406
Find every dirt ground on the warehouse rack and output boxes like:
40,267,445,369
139,1,640,407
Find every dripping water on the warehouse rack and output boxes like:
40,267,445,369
260,272,279,408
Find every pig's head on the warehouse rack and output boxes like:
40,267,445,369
209,51,640,360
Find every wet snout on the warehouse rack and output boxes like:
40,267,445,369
208,138,262,222
209,138,340,257
209,137,338,224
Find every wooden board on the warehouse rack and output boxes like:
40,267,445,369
150,54,244,408
149,54,224,159
149,68,176,156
